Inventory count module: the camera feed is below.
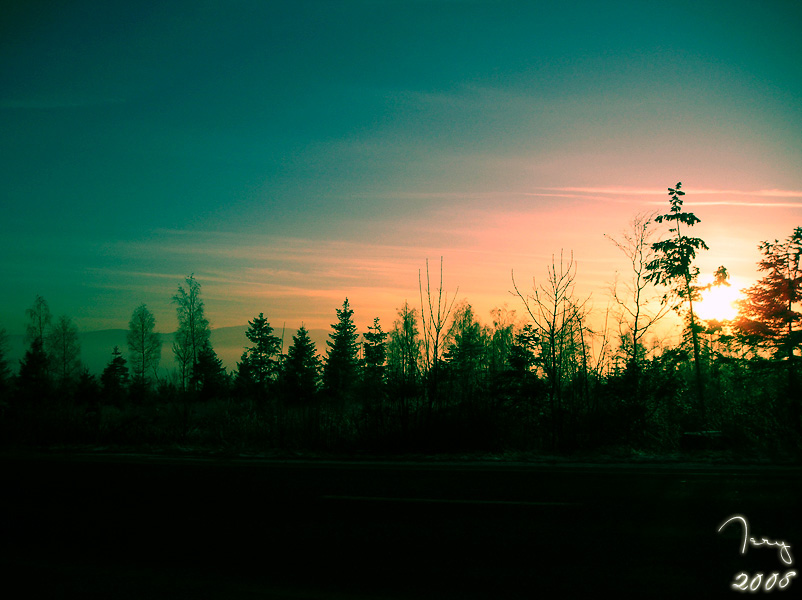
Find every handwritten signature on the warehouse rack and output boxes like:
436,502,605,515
718,514,796,592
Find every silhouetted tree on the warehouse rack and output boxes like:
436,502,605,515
25,295,52,347
17,336,51,404
488,306,516,378
419,257,458,414
172,274,211,391
173,328,193,393
645,183,718,415
512,251,587,449
47,314,81,386
24,295,52,377
192,341,228,400
323,298,359,403
75,369,102,432
387,302,422,389
508,324,539,375
127,304,161,388
386,302,422,430
444,301,489,406
484,306,519,414
606,213,670,373
101,346,129,405
237,313,281,399
281,325,321,406
736,227,802,390
0,328,11,409
362,317,387,387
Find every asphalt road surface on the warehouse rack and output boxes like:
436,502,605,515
1,454,800,599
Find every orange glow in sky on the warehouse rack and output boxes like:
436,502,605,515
0,1,800,356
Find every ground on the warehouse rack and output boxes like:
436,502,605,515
1,452,800,598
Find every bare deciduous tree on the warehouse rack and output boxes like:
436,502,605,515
47,314,81,384
419,257,458,414
172,274,211,391
127,304,162,386
25,295,52,346
512,251,588,448
606,213,670,372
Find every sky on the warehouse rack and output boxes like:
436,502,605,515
1,0,801,343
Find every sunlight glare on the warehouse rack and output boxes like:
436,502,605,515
695,283,742,321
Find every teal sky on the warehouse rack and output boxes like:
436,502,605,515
2,0,801,337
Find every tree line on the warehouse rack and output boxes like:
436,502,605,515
1,184,800,456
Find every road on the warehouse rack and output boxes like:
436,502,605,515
1,454,800,598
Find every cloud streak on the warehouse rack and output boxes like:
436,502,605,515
543,186,802,198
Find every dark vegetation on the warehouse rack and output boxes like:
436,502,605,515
1,185,800,459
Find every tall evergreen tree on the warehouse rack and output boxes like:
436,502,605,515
238,313,281,397
17,336,51,404
323,298,359,401
101,346,129,405
362,317,387,383
280,325,321,405
192,341,228,400
736,227,802,387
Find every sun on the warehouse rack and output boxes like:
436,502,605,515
694,282,743,322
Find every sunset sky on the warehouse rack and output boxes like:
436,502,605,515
2,0,801,342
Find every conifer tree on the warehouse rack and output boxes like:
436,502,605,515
238,313,281,397
736,227,802,388
323,298,359,401
362,317,387,383
281,325,321,405
192,341,227,400
17,336,51,404
101,346,129,405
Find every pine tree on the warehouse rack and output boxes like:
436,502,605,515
101,346,129,405
281,325,321,406
192,341,227,400
362,317,387,384
323,298,359,402
237,313,281,398
736,227,802,388
17,336,51,404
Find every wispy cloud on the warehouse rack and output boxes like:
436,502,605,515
543,186,802,198
532,186,802,208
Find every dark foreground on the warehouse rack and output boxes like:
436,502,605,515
1,454,800,599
